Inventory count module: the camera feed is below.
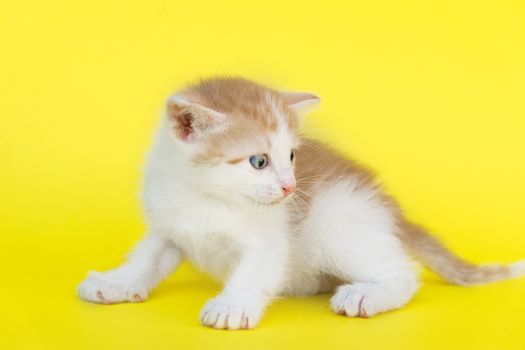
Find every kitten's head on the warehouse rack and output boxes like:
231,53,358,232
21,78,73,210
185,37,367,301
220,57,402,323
166,77,319,206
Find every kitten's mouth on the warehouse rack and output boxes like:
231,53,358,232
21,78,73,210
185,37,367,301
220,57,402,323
267,198,284,205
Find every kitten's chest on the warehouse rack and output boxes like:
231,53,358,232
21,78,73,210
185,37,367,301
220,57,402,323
164,198,243,280
173,231,242,281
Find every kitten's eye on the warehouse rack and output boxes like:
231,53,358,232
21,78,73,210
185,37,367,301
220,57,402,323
290,150,295,163
249,154,269,169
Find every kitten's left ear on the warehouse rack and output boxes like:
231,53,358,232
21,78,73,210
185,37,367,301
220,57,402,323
280,92,320,113
166,94,227,142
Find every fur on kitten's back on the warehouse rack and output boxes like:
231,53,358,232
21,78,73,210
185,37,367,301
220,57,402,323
78,77,525,329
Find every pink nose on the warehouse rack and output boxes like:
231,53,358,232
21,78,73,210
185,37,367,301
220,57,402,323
281,185,296,196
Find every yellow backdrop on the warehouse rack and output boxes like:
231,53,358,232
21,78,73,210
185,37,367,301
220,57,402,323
1,0,524,349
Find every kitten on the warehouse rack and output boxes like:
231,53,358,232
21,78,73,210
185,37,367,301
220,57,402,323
78,77,525,329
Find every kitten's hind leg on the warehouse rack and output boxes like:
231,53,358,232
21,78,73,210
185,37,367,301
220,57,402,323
309,183,420,317
319,222,419,317
330,271,418,319
78,232,182,304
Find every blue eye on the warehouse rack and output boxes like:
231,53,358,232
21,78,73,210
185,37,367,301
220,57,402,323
249,154,268,169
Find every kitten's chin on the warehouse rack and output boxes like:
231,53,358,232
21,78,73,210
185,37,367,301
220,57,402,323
250,196,288,207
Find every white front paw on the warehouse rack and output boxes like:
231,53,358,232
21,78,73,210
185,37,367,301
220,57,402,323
200,294,264,330
78,271,148,304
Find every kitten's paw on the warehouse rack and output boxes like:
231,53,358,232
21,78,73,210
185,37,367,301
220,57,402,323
331,284,382,318
78,271,148,304
200,294,264,330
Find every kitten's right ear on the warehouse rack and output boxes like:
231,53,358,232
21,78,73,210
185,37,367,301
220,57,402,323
280,92,320,114
166,94,227,142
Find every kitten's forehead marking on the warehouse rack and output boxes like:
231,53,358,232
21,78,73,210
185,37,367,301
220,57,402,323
182,77,298,133
181,78,299,165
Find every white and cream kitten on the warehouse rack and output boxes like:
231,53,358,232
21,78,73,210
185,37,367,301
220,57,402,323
78,77,525,329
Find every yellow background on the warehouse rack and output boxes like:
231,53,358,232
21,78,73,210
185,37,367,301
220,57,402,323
1,0,524,349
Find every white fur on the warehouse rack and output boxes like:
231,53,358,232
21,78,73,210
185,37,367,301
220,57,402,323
78,104,419,329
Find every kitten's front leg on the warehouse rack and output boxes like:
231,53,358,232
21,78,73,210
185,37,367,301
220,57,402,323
78,232,182,304
200,234,287,330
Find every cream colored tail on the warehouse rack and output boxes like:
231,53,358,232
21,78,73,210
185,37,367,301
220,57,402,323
398,222,525,286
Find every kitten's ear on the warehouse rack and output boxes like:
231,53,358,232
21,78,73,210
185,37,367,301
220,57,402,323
280,92,320,113
166,94,227,142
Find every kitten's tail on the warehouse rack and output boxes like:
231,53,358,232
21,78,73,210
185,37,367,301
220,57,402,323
398,221,525,285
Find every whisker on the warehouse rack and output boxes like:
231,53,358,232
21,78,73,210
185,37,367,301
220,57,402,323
291,192,309,207
294,187,313,198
